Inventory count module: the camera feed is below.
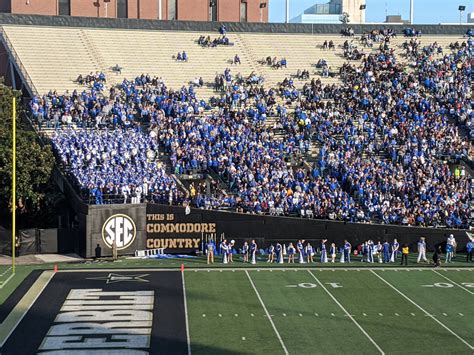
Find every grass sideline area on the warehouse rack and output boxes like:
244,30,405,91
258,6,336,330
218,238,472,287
0,254,472,304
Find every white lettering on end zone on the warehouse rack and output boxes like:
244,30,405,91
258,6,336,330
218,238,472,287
39,289,154,352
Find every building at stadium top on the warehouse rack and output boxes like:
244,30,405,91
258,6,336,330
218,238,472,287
291,0,366,24
0,0,269,23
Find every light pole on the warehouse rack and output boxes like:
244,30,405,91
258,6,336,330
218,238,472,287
458,5,466,25
286,0,290,23
260,2,267,23
359,4,366,24
410,0,414,24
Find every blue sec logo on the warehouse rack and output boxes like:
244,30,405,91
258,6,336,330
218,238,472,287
102,214,137,250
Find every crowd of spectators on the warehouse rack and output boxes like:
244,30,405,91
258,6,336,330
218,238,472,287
30,29,473,229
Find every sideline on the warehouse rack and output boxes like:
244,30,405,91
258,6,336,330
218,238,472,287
307,270,385,355
371,270,474,351
245,270,289,355
181,270,191,355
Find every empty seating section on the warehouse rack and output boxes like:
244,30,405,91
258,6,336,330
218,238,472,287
1,25,464,98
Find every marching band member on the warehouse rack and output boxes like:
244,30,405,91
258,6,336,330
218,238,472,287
250,239,257,264
267,244,275,263
242,242,249,263
306,243,314,263
275,242,284,264
297,240,306,264
288,243,296,263
417,237,428,263
390,238,399,262
320,239,328,263
330,243,337,263
221,239,229,264
206,239,215,264
343,240,352,263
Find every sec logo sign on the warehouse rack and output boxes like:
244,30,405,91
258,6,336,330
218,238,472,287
102,214,137,250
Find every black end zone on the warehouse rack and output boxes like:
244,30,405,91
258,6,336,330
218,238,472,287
1,271,188,355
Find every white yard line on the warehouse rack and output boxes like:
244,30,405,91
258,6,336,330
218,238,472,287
431,270,474,295
371,270,474,351
181,270,192,355
0,272,15,289
307,270,385,355
245,270,289,355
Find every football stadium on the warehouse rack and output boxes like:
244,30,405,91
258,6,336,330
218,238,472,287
0,0,473,354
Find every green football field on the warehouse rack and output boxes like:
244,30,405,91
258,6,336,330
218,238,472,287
185,268,474,354
0,258,473,354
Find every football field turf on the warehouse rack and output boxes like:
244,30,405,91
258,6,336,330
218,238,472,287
0,265,472,354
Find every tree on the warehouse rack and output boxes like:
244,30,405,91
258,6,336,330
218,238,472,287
0,82,61,228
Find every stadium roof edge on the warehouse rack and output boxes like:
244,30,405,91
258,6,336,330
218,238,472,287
0,13,471,35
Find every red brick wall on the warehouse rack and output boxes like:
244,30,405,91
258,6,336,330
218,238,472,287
177,0,208,21
217,0,239,22
246,0,268,23
10,0,269,21
11,0,57,16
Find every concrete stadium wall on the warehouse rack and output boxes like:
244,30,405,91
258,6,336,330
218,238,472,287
82,203,470,258
0,13,471,35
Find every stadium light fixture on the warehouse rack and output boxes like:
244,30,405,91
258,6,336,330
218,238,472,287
459,5,466,24
259,2,267,23
359,5,366,10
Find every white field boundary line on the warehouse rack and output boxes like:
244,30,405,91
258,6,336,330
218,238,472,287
245,270,289,355
0,273,15,289
0,270,55,347
0,266,12,277
57,267,474,273
431,270,474,295
370,270,474,351
307,270,385,355
181,270,192,355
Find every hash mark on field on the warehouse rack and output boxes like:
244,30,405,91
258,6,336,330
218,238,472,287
443,313,448,316
234,313,238,317
410,313,416,316
242,337,246,341
218,314,222,317
314,313,319,317
299,313,303,317
251,313,255,317
458,313,464,317
394,313,399,316
202,314,206,317
331,313,335,317
363,313,367,316
378,313,383,316
283,313,287,317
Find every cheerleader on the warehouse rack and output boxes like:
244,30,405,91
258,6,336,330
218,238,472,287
320,239,328,263
329,243,337,263
250,239,257,264
267,244,275,263
391,238,399,262
287,243,296,263
228,240,234,263
297,240,306,264
275,242,284,264
220,239,229,264
367,240,374,263
206,239,214,264
306,243,314,263
376,241,383,263
242,242,249,263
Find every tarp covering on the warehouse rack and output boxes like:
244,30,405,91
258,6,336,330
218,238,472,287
0,13,471,35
